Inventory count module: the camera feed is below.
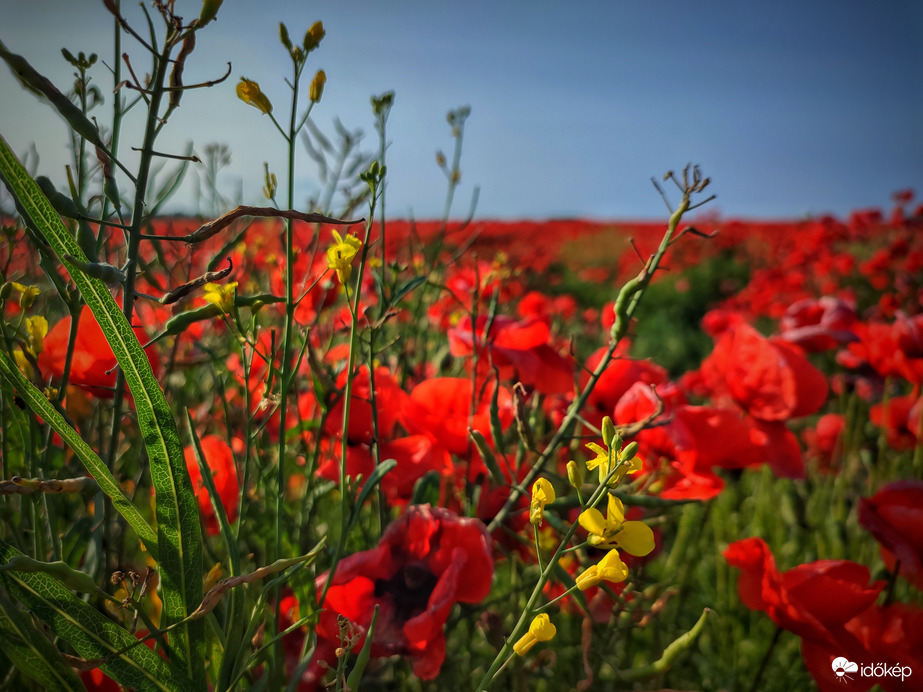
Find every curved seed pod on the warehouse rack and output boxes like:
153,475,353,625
63,254,124,286
0,40,103,147
35,176,81,219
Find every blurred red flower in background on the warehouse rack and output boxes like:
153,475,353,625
38,304,159,398
312,505,493,681
858,480,923,591
183,435,239,536
724,537,889,692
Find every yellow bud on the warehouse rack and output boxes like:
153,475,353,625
303,21,325,53
309,70,326,103
566,460,584,490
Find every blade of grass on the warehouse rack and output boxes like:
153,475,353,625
0,132,204,685
0,351,158,560
0,591,87,692
0,540,197,692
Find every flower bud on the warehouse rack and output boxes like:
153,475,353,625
529,478,555,527
601,416,616,448
566,460,584,490
620,441,639,462
303,21,325,53
309,70,326,103
513,614,557,656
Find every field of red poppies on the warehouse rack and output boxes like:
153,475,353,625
1,5,922,692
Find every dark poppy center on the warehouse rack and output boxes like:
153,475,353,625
374,560,438,623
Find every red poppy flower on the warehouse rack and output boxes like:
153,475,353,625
314,505,493,681
858,480,923,590
183,435,239,536
582,347,668,429
317,435,453,506
870,395,923,450
400,377,512,455
37,305,159,398
699,321,828,421
778,296,858,352
447,315,573,395
725,537,886,692
324,366,408,444
725,537,883,640
801,413,846,472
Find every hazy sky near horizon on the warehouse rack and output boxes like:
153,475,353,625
1,0,921,221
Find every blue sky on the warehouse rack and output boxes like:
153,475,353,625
1,1,921,220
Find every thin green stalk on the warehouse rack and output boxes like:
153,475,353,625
487,185,698,535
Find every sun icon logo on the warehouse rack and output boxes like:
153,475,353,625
831,657,858,683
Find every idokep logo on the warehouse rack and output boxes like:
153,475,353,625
831,657,913,684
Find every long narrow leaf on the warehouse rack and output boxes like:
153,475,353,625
0,541,196,692
0,132,204,683
0,592,87,692
0,351,158,560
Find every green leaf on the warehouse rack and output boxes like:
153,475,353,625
0,350,159,560
390,275,427,306
0,132,204,686
0,592,87,692
0,541,197,692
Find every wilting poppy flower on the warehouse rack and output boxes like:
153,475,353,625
313,505,493,682
37,305,159,398
858,480,923,590
184,435,239,536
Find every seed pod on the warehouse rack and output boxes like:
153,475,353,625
0,41,103,147
63,254,124,286
35,176,81,219
198,0,223,26
469,429,503,485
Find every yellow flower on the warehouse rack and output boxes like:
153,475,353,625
512,614,557,656
575,549,629,590
23,316,47,356
578,494,655,556
584,441,642,487
11,282,40,310
326,230,362,284
529,478,555,527
236,78,273,115
203,281,238,313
